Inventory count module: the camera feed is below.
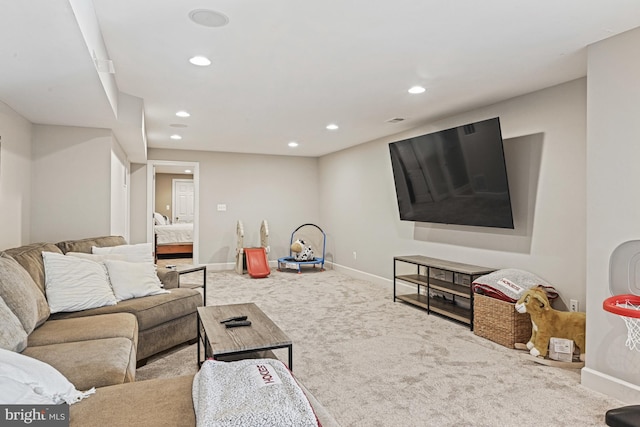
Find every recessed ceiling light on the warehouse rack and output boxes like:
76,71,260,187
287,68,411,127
188,9,229,28
170,134,182,140
189,56,211,66
176,111,190,118
408,86,426,94
170,123,188,128
185,169,192,174
288,141,299,148
326,123,339,130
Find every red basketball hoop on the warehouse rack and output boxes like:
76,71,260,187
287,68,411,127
604,294,640,351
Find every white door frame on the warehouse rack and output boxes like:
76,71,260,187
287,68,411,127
146,160,199,263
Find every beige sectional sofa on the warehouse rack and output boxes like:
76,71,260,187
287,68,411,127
0,235,337,426
0,235,202,390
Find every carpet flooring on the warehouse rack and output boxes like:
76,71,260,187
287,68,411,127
138,267,624,426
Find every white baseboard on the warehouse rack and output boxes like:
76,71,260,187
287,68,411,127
582,367,640,404
203,262,234,271
327,262,415,294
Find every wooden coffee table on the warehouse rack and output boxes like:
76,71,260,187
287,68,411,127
197,303,293,370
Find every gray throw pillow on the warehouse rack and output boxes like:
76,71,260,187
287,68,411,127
0,255,50,333
0,294,27,352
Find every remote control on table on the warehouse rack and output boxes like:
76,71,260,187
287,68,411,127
225,320,252,328
220,315,248,324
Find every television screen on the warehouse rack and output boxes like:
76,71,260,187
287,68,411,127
389,117,514,229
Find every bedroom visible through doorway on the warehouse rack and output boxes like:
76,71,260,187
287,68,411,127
147,160,199,264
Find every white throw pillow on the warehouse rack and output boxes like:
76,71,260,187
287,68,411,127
0,348,95,404
92,243,154,264
103,259,170,301
154,212,167,225
66,252,127,262
42,252,117,313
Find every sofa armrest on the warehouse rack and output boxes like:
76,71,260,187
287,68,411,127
157,268,179,289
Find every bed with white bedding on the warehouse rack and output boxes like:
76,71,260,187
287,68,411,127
154,212,193,258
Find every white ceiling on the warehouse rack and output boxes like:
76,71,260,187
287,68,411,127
2,1,640,161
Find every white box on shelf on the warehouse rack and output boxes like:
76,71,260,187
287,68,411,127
549,337,574,362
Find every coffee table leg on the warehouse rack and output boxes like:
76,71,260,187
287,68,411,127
288,344,293,372
197,314,201,367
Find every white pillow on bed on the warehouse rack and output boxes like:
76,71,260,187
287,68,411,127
42,252,117,314
0,347,95,404
102,259,170,301
154,212,166,225
92,243,154,264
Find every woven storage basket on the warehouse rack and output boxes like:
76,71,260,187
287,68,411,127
473,293,532,348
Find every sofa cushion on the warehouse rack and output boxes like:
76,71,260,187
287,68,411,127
22,337,136,390
55,235,127,254
2,242,63,294
28,313,138,350
0,294,27,352
70,375,195,427
50,288,202,331
42,251,117,313
0,254,50,332
0,348,95,404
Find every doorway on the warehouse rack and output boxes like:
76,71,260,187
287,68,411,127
146,160,199,264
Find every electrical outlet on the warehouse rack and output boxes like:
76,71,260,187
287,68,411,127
570,299,579,312
353,251,357,260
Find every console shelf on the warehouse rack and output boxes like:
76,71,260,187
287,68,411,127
393,255,494,329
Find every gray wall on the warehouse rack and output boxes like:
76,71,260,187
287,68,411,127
583,26,640,402
0,101,32,249
129,162,148,244
30,125,113,242
142,149,320,265
319,78,587,309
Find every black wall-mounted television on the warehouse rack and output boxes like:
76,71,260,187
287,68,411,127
388,117,514,229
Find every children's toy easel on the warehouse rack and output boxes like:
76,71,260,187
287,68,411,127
235,220,271,278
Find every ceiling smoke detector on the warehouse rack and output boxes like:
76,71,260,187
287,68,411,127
386,117,405,123
189,9,229,28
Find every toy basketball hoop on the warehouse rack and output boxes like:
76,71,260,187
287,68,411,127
604,294,640,351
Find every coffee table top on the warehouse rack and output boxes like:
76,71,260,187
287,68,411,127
198,303,291,357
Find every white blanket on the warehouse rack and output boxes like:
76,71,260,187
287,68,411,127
472,268,558,303
193,359,319,427
155,223,193,245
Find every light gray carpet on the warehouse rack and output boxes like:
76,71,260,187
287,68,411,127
138,268,624,426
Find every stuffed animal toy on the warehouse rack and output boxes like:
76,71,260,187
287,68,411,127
515,285,586,361
291,239,314,261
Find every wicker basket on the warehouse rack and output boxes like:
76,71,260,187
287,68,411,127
473,293,532,348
